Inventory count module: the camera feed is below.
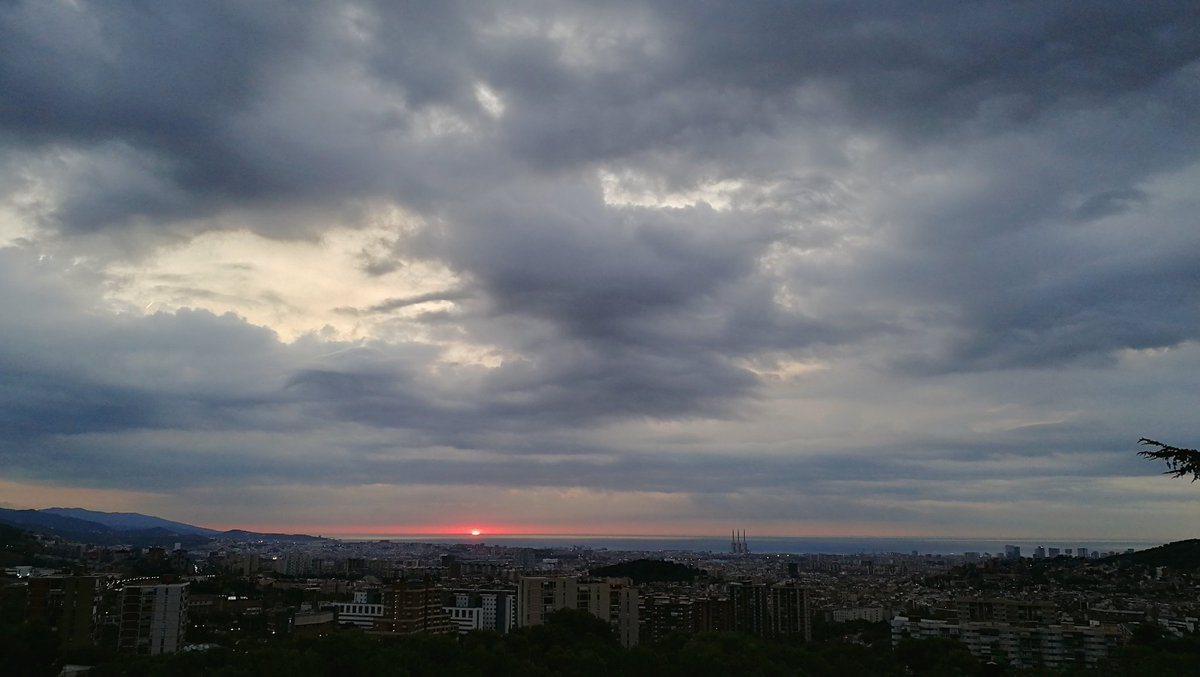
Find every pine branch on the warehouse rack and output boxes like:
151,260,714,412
1138,438,1200,482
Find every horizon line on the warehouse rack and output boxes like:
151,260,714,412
317,531,1171,544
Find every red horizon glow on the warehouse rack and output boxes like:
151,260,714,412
202,523,539,537
195,522,958,539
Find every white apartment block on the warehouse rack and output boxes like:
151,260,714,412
446,590,517,634
445,606,484,634
333,591,384,629
118,583,188,655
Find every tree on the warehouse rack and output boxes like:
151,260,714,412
1138,438,1200,481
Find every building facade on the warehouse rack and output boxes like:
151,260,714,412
445,589,516,634
891,616,1126,669
770,583,811,641
517,576,639,647
333,590,384,629
726,581,812,640
117,583,188,655
376,579,453,635
26,576,100,649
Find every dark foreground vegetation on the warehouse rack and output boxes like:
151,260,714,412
6,610,1200,677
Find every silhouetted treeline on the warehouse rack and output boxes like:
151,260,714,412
587,558,705,584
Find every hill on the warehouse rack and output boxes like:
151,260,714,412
0,522,46,566
0,508,114,542
0,508,325,546
219,529,326,543
1109,539,1200,569
42,507,219,535
589,558,705,584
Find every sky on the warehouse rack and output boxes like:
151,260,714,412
1,1,1199,540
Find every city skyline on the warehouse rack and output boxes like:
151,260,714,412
1,2,1198,540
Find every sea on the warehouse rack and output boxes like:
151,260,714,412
325,534,1166,556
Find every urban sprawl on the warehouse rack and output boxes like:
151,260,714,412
6,531,1195,671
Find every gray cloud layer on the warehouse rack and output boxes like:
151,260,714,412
2,1,1198,534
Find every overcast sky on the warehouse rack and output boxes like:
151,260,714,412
2,1,1198,540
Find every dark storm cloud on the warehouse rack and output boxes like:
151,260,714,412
0,1,320,229
662,1,1199,121
7,1,1194,230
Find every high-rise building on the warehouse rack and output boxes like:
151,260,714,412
604,580,639,648
26,576,100,649
376,579,453,635
117,583,188,655
445,589,516,634
694,595,735,633
480,590,516,634
641,595,697,643
725,581,812,640
728,581,770,637
517,576,577,628
333,590,384,629
516,576,639,646
1004,545,1022,559
769,583,811,641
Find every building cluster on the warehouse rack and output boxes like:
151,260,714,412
277,572,812,650
891,598,1125,669
1000,544,1132,560
2,535,816,657
3,531,1192,672
1,574,190,656
808,549,1200,669
640,580,810,644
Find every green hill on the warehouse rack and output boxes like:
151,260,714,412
589,558,705,584
1110,539,1200,569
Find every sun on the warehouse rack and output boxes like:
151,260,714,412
470,529,481,536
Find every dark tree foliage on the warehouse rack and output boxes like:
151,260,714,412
1138,438,1200,481
0,622,59,677
894,638,981,677
42,621,1200,677
588,559,704,584
43,603,1200,676
0,524,48,568
1110,539,1200,570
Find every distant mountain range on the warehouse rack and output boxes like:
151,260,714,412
42,507,220,535
0,507,325,546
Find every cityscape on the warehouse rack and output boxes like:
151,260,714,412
3,0,1200,674
4,506,1200,674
